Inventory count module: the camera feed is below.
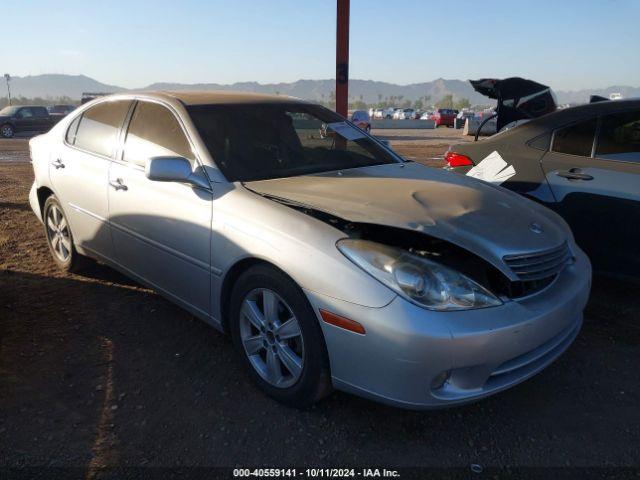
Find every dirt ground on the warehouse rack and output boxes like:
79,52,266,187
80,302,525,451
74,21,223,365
1,133,639,477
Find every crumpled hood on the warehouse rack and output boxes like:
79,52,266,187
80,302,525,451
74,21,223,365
245,162,569,280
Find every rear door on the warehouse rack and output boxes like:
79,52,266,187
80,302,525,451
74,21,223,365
49,100,133,260
32,107,51,132
541,111,640,274
108,100,213,317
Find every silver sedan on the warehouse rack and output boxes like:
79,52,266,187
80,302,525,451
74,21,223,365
28,91,591,408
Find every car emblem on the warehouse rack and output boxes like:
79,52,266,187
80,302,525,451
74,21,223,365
529,222,543,234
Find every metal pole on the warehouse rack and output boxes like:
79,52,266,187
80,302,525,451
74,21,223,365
4,74,11,106
335,0,349,118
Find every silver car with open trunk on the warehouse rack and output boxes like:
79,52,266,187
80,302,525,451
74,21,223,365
28,91,591,408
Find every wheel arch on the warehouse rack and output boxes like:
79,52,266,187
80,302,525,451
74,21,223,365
219,257,287,332
36,186,55,217
0,122,16,134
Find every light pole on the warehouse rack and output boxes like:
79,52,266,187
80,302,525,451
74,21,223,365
3,74,11,106
335,0,349,118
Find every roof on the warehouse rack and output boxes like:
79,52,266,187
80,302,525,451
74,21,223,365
130,90,307,106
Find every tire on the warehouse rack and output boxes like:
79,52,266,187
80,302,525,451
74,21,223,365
0,124,14,138
43,195,91,272
229,264,332,408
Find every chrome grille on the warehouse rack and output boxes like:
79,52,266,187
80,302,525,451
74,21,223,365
503,242,571,281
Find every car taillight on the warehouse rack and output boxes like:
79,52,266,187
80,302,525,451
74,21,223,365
445,151,473,167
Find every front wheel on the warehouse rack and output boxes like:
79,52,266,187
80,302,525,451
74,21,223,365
0,124,14,138
229,265,332,408
43,196,91,272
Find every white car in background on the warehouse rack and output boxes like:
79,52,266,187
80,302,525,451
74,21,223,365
392,108,414,120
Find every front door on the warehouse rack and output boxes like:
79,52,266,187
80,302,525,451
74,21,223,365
108,100,212,317
49,100,132,260
14,107,37,133
542,112,640,275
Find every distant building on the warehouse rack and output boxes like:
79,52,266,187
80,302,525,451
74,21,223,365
81,92,112,104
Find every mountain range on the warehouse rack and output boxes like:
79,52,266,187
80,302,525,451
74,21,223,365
4,74,639,105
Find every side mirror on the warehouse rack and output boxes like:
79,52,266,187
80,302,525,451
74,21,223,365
145,157,210,189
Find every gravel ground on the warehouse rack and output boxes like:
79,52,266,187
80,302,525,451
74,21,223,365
1,136,639,478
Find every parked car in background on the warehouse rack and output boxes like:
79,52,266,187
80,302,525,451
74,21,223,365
431,109,457,127
392,108,413,120
351,110,371,132
445,99,640,277
420,111,434,120
29,91,590,409
0,105,60,138
375,108,395,119
457,110,475,121
47,104,76,117
455,110,476,129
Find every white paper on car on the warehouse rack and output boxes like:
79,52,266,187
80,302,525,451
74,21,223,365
466,150,516,185
327,121,367,141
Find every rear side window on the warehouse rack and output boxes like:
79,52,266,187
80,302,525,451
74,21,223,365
33,107,48,118
552,118,597,157
73,101,132,157
123,101,194,167
596,110,640,163
65,115,82,144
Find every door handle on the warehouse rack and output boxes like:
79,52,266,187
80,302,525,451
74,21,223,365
109,178,128,191
50,158,65,169
555,168,593,181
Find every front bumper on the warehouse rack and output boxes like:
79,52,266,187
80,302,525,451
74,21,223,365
305,247,591,409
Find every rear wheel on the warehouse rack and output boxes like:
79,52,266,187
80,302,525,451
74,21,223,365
0,124,14,138
43,196,91,272
229,265,332,407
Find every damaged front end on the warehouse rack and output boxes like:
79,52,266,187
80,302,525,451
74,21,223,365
266,195,559,304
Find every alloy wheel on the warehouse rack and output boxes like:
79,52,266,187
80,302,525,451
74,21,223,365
239,288,305,388
1,125,14,138
46,205,72,262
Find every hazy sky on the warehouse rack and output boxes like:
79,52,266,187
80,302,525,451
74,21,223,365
3,0,639,90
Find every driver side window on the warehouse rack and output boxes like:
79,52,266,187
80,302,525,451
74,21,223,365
17,108,33,119
123,101,195,168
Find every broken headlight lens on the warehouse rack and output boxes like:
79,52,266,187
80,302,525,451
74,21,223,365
337,239,502,311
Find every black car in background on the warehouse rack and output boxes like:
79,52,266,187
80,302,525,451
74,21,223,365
0,105,60,138
446,99,640,277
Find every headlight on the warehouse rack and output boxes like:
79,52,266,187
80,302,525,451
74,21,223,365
337,239,502,311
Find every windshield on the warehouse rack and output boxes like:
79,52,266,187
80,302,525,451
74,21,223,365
0,106,20,116
188,103,399,182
